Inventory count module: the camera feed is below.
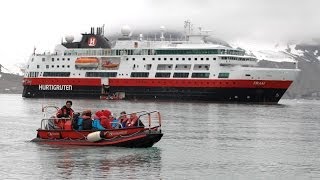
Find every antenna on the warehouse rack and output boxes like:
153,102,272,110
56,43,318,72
160,26,165,41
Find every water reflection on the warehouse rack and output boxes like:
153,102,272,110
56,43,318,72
35,145,162,179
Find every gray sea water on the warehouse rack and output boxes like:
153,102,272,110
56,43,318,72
0,94,320,179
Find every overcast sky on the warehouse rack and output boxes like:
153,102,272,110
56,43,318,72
0,0,319,70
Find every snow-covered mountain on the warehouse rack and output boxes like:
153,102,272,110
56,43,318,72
0,63,25,75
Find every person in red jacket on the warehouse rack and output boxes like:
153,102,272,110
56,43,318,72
55,100,74,129
56,100,74,118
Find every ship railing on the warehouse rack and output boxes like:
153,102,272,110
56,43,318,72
38,110,162,131
133,111,162,132
40,117,71,130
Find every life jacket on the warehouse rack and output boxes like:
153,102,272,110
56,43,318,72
94,110,103,120
92,119,105,130
129,115,138,127
77,118,84,130
100,116,112,129
56,106,74,118
64,120,72,130
54,119,65,129
129,115,144,127
102,109,111,117
119,115,129,128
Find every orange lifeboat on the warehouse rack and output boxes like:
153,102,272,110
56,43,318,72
102,61,119,68
75,57,99,68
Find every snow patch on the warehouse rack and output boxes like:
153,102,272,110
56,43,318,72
314,50,318,56
253,50,296,62
230,41,296,62
289,44,304,57
0,63,25,75
317,56,320,61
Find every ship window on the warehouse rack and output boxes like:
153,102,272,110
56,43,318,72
37,65,40,69
201,58,203,60
143,58,145,61
42,58,45,61
182,58,185,60
57,58,59,61
51,65,54,68
175,64,191,70
164,58,167,60
57,65,59,68
245,74,251,76
62,65,65,68
85,72,117,77
62,58,65,61
132,58,135,61
155,72,171,78
176,58,179,60
130,72,149,77
52,58,54,62
158,58,161,60
157,64,173,70
192,73,210,78
46,65,49,69
213,58,216,60
195,58,197,61
218,72,229,78
170,58,173,60
173,73,189,78
68,58,70,61
206,58,209,60
188,58,191,60
43,72,70,77
152,58,155,61
146,64,152,70
67,65,70,68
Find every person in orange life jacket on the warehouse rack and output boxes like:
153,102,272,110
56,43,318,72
127,113,137,127
119,111,129,128
56,100,74,118
55,100,74,129
127,113,144,127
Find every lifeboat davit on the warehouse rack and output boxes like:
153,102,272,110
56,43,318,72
75,57,99,68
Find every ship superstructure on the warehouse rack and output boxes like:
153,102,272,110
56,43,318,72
23,21,299,103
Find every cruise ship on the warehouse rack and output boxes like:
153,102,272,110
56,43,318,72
22,21,300,103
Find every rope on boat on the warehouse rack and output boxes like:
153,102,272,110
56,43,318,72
100,130,144,141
